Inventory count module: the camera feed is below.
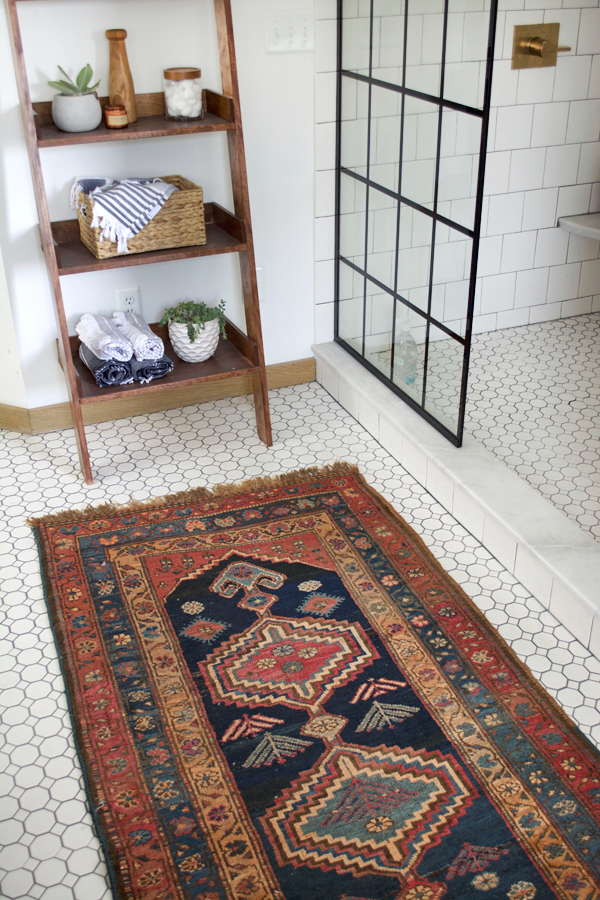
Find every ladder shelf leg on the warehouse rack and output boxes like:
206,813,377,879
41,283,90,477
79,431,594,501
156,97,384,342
216,0,273,448
5,0,95,483
58,344,94,485
238,248,272,446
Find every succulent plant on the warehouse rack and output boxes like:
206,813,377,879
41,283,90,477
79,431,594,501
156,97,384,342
48,64,100,96
160,300,227,343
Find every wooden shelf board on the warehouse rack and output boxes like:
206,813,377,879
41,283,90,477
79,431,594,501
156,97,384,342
37,112,234,148
70,323,258,404
52,202,246,275
34,90,235,148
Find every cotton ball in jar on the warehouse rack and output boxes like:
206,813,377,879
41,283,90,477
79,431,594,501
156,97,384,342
164,67,203,120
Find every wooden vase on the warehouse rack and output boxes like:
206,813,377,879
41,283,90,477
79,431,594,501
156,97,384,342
105,29,137,124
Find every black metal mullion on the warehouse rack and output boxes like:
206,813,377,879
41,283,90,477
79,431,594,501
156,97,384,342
390,0,410,383
456,0,499,441
341,69,485,119
333,0,344,341
407,202,472,239
340,166,475,239
341,166,397,200
399,195,474,238
421,0,450,412
360,0,376,359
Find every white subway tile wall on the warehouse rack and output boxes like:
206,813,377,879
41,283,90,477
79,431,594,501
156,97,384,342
314,0,600,336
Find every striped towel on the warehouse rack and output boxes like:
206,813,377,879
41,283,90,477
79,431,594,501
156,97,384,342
75,313,133,361
112,311,164,361
71,177,178,253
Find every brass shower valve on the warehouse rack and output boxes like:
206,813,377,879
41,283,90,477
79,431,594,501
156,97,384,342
512,24,571,69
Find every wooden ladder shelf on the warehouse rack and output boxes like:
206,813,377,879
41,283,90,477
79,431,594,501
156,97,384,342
4,0,272,484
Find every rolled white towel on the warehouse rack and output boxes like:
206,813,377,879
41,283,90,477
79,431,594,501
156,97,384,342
112,311,164,361
75,314,133,362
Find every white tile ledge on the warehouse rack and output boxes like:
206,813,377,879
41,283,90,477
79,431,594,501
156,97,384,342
313,341,600,652
558,213,600,241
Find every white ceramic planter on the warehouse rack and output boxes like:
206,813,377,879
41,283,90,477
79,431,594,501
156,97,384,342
168,318,220,363
51,93,102,133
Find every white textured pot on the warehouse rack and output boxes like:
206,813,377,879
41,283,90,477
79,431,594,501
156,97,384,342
51,93,102,133
168,318,220,363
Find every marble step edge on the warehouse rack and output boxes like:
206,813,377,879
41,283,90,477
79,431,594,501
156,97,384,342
312,340,600,658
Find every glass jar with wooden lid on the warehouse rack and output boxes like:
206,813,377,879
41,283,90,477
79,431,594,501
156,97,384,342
164,67,203,120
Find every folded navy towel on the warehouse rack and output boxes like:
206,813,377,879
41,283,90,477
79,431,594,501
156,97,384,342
79,343,134,388
130,355,175,384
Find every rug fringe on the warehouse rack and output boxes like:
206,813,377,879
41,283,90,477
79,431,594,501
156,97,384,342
27,460,359,528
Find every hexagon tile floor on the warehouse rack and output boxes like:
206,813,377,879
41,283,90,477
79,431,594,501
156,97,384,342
465,313,600,542
1,383,600,900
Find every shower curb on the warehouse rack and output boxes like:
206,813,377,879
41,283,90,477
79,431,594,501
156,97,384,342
313,341,600,658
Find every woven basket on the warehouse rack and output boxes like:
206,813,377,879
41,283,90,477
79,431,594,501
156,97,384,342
77,175,206,259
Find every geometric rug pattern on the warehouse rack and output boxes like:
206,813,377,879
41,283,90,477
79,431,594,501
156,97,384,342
31,463,600,899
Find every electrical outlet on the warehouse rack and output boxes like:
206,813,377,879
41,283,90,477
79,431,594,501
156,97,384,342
115,286,141,314
266,8,314,53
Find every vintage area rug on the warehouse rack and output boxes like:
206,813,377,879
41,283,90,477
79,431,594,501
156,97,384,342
31,463,600,900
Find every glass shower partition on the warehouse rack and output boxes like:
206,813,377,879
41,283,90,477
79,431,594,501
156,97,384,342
335,0,498,445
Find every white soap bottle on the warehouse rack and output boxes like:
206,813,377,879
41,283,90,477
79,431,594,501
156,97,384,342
394,317,417,387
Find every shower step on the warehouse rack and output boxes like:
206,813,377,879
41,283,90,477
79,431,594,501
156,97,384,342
313,340,600,659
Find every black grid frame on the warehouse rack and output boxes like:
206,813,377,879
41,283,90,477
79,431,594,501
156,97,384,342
334,0,499,446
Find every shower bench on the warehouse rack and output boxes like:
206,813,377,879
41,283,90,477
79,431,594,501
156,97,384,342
558,212,600,241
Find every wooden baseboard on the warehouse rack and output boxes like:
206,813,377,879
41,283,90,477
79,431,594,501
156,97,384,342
0,403,32,433
0,358,315,435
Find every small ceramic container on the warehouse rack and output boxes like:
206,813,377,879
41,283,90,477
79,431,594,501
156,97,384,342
168,318,219,362
52,93,103,133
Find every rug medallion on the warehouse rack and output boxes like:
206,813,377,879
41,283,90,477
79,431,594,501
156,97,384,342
32,464,600,900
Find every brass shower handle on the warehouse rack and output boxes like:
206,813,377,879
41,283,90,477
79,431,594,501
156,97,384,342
519,36,571,58
520,37,547,57
512,24,570,68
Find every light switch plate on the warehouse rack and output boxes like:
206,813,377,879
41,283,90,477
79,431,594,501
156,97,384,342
266,6,315,53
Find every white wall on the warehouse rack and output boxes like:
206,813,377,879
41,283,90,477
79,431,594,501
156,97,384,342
0,242,27,409
313,0,600,343
0,0,315,410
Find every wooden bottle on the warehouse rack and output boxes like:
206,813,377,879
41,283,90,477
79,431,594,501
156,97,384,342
105,29,137,123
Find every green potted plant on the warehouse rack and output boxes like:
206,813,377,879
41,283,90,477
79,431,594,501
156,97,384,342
160,299,227,363
48,64,102,133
